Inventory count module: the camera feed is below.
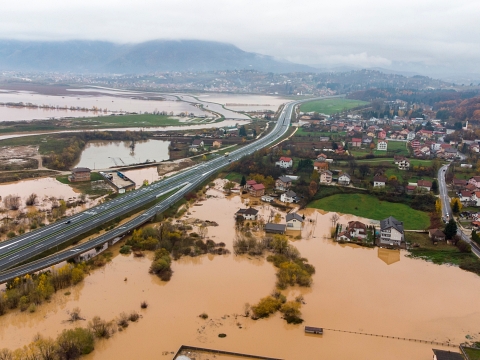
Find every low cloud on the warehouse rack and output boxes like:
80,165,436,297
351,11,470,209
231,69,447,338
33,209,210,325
320,53,392,68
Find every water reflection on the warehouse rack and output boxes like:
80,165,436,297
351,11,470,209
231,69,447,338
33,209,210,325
377,248,401,265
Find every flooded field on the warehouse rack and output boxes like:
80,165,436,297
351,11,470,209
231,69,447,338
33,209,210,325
0,90,207,121
196,93,288,112
0,119,247,142
1,182,479,359
74,139,170,169
0,177,78,206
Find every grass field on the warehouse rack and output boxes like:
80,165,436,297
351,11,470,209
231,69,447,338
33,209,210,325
308,193,430,229
300,98,369,115
464,347,480,360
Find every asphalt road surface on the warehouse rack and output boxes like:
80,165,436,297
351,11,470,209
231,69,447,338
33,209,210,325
438,164,480,257
0,96,341,283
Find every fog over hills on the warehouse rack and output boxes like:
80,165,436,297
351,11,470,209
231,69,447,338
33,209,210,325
0,39,317,74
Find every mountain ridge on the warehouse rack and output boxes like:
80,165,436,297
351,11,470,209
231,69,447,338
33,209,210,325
0,39,317,74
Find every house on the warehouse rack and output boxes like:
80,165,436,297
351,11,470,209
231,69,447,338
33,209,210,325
70,167,91,182
265,223,286,234
394,155,406,164
249,183,265,197
432,349,464,360
405,185,417,194
398,159,410,170
191,139,204,148
245,179,257,190
460,190,473,202
406,131,415,140
281,190,298,203
373,175,387,187
417,180,432,192
377,140,388,151
235,208,259,220
362,136,373,145
452,178,468,190
429,229,446,242
338,173,351,186
314,162,329,172
468,176,480,189
380,216,404,246
276,157,293,169
316,153,328,162
261,195,274,203
319,170,333,184
275,176,292,191
377,131,386,139
351,138,362,147
286,213,304,230
212,140,222,148
346,221,368,240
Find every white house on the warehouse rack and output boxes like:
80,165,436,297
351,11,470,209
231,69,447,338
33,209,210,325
261,195,274,203
319,170,333,184
431,143,442,152
235,208,259,220
281,190,298,203
379,216,404,246
276,157,293,169
373,176,387,187
286,213,304,230
397,159,410,170
338,173,351,186
406,131,416,141
377,140,388,151
459,190,473,202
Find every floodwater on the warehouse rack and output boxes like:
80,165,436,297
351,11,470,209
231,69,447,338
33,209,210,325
0,119,247,142
1,182,480,359
0,90,207,121
74,139,170,169
0,177,78,206
196,93,288,112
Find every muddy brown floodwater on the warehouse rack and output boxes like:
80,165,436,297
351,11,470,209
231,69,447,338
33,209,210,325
1,180,480,359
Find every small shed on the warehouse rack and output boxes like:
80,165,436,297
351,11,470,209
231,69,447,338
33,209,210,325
265,223,286,234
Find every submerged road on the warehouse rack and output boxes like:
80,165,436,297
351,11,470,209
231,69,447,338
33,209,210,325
0,96,340,283
438,164,480,257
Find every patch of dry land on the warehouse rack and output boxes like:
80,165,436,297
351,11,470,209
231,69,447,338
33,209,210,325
1,179,480,359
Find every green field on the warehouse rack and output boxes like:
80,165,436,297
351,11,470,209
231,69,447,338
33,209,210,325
464,347,480,360
308,193,430,229
300,98,369,115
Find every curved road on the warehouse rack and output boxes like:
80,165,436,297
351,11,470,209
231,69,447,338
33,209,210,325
0,96,340,283
438,164,480,257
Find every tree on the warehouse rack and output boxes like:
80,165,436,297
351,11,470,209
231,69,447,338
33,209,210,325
3,194,20,210
310,170,319,183
431,180,439,194
223,181,235,194
450,198,462,214
240,176,246,187
359,164,370,178
456,239,471,253
330,213,340,228
239,125,247,137
308,181,318,197
25,193,38,206
348,160,357,175
444,219,458,240
435,199,442,213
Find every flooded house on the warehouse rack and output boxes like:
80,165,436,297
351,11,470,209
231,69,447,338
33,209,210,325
286,212,304,230
69,167,91,182
379,216,404,246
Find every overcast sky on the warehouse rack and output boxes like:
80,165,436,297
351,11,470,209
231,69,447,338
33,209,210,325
1,0,479,73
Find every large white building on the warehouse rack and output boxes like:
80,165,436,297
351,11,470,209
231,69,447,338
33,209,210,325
379,216,404,246
377,140,388,151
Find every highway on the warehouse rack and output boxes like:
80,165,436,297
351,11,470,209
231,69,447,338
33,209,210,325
438,164,480,257
0,96,339,282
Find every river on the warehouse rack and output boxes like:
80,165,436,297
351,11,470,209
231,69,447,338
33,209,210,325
1,180,479,359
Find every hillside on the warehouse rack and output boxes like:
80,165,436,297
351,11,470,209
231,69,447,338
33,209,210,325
0,39,315,74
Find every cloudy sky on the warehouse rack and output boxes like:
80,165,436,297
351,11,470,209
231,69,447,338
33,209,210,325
1,0,479,74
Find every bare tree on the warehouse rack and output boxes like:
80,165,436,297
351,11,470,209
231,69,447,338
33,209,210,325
198,223,208,239
3,194,20,210
25,193,38,206
330,213,340,228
